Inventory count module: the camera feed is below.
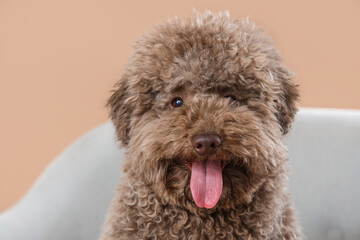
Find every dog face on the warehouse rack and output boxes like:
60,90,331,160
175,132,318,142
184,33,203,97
108,12,298,212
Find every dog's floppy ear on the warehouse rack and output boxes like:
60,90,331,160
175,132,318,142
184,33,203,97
272,66,299,135
107,75,133,146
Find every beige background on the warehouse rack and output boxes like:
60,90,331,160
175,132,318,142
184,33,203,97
1,0,359,212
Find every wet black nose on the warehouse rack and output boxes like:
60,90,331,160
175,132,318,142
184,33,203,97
191,133,222,156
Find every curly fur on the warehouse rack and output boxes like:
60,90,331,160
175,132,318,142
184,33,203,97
100,11,301,240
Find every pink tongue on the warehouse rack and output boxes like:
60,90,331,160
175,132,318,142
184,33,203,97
190,160,223,208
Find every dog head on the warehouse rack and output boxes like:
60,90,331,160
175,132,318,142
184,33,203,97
108,12,298,212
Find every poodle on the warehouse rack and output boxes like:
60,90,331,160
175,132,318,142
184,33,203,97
100,11,301,240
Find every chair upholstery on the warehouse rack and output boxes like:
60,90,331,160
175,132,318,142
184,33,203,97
1,108,359,239
0,123,124,240
285,108,360,240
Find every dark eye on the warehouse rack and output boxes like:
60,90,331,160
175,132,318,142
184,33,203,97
171,97,183,108
224,95,237,102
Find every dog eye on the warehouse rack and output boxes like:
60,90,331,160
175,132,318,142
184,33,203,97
171,97,183,108
224,95,237,102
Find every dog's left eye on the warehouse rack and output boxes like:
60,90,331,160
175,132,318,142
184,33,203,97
224,95,237,102
171,97,183,108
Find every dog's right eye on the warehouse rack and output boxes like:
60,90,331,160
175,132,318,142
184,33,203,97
171,98,183,108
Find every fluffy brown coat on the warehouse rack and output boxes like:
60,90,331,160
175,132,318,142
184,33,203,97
100,11,301,240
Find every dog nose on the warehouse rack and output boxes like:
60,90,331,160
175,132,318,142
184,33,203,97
191,134,222,156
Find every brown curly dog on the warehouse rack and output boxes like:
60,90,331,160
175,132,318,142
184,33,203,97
100,11,301,240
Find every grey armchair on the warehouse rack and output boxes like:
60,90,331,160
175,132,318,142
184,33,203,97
1,108,359,239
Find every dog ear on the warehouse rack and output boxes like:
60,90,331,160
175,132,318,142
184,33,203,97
272,66,299,135
107,75,133,146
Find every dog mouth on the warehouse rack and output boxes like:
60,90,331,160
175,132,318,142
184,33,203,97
185,159,228,170
185,159,228,209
